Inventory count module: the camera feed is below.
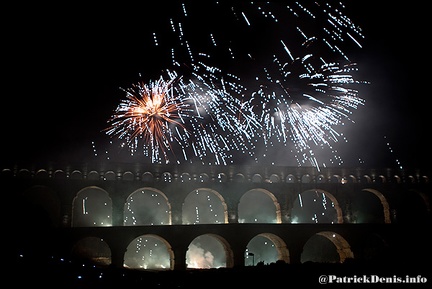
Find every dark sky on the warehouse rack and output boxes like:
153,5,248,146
4,1,429,171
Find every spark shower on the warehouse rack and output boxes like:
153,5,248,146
101,1,368,170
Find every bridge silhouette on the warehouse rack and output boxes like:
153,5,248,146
7,161,431,272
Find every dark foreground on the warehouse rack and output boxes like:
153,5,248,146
12,253,431,289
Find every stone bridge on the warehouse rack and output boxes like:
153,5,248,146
6,162,431,270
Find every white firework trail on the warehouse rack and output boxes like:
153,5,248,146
97,1,368,169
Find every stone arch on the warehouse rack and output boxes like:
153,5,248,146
251,173,263,183
247,233,290,264
122,171,135,181
70,170,83,180
87,170,100,180
182,188,228,224
53,169,66,179
292,189,343,223
186,233,234,269
124,187,172,225
301,174,311,183
71,236,112,266
233,173,246,182
123,234,174,270
362,188,391,223
180,172,192,182
316,174,326,183
35,169,49,179
269,173,281,183
301,231,354,263
104,170,116,181
315,231,354,263
199,173,210,183
71,186,113,227
162,171,173,182
216,172,228,183
142,171,154,182
285,174,296,183
330,174,342,183
238,188,282,223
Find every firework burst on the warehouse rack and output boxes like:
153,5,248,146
97,1,369,168
104,73,191,163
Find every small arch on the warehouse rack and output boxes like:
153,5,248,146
251,173,263,183
104,170,116,181
70,170,83,180
35,169,49,179
269,174,281,183
71,236,111,266
233,173,246,182
330,175,341,183
87,170,100,181
216,172,228,183
162,171,173,182
199,173,210,183
141,171,154,182
123,234,174,270
285,174,296,183
301,174,311,183
53,169,66,179
122,171,135,181
316,174,326,183
180,172,192,182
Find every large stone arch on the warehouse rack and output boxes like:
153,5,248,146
292,189,343,223
123,233,175,270
238,188,282,223
316,231,354,263
248,232,290,264
186,233,234,268
362,188,391,223
124,187,172,225
302,231,354,263
71,186,113,227
71,236,112,266
182,188,228,224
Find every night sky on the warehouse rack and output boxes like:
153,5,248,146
4,1,429,171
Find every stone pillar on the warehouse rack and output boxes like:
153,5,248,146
172,246,187,270
170,202,183,225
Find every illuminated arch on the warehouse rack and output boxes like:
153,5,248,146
182,188,228,224
124,187,172,225
186,233,233,269
316,231,354,262
246,233,290,265
71,236,112,266
302,231,354,263
71,186,112,227
238,188,282,223
292,189,343,223
362,188,391,223
123,234,174,270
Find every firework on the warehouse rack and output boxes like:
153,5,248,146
104,73,189,163
100,1,368,168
